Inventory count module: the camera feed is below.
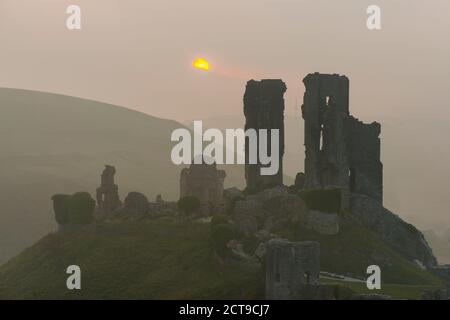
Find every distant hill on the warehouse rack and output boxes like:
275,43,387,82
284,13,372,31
0,88,247,264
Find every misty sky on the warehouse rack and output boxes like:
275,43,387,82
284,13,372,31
0,0,449,121
0,0,450,229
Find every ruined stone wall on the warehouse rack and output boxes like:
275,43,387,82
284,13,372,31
347,117,383,203
266,239,320,300
302,73,350,189
180,163,226,214
96,165,121,217
244,79,286,191
301,73,383,204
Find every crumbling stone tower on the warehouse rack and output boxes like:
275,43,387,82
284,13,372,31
302,73,383,203
180,162,226,214
244,79,286,191
266,239,320,300
96,165,122,216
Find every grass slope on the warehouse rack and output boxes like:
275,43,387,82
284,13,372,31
320,278,440,300
0,219,263,300
0,217,442,300
277,220,442,286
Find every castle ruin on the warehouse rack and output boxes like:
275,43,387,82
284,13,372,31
244,79,286,191
180,162,226,214
266,239,320,300
302,73,383,203
96,165,122,217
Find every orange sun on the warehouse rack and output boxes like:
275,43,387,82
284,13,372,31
192,58,209,71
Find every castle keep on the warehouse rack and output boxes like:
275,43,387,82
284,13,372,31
302,73,383,203
244,79,286,191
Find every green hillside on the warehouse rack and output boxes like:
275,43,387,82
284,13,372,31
0,217,442,300
0,88,246,265
0,219,263,300
278,221,442,286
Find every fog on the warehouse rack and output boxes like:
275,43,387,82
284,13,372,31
0,0,449,228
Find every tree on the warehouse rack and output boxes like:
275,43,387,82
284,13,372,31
177,196,201,220
68,192,96,225
51,194,71,225
211,223,234,258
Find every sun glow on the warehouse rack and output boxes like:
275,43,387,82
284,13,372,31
192,58,209,71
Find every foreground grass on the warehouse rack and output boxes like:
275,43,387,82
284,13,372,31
0,219,264,299
0,218,442,299
321,277,441,300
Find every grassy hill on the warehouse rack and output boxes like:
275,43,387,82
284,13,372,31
0,219,263,300
0,88,246,265
0,217,442,300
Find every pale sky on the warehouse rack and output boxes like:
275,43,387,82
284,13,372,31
0,0,449,121
1,0,450,229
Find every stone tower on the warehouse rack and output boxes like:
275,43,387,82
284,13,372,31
244,79,286,191
96,165,122,217
301,73,383,203
266,239,320,300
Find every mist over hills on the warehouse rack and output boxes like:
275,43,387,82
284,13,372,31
0,88,247,264
423,230,450,265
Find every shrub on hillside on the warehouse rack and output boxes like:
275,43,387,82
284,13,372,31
299,188,342,213
211,214,230,227
68,192,96,225
211,223,235,258
51,192,95,226
177,196,201,219
51,194,71,225
225,196,245,215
